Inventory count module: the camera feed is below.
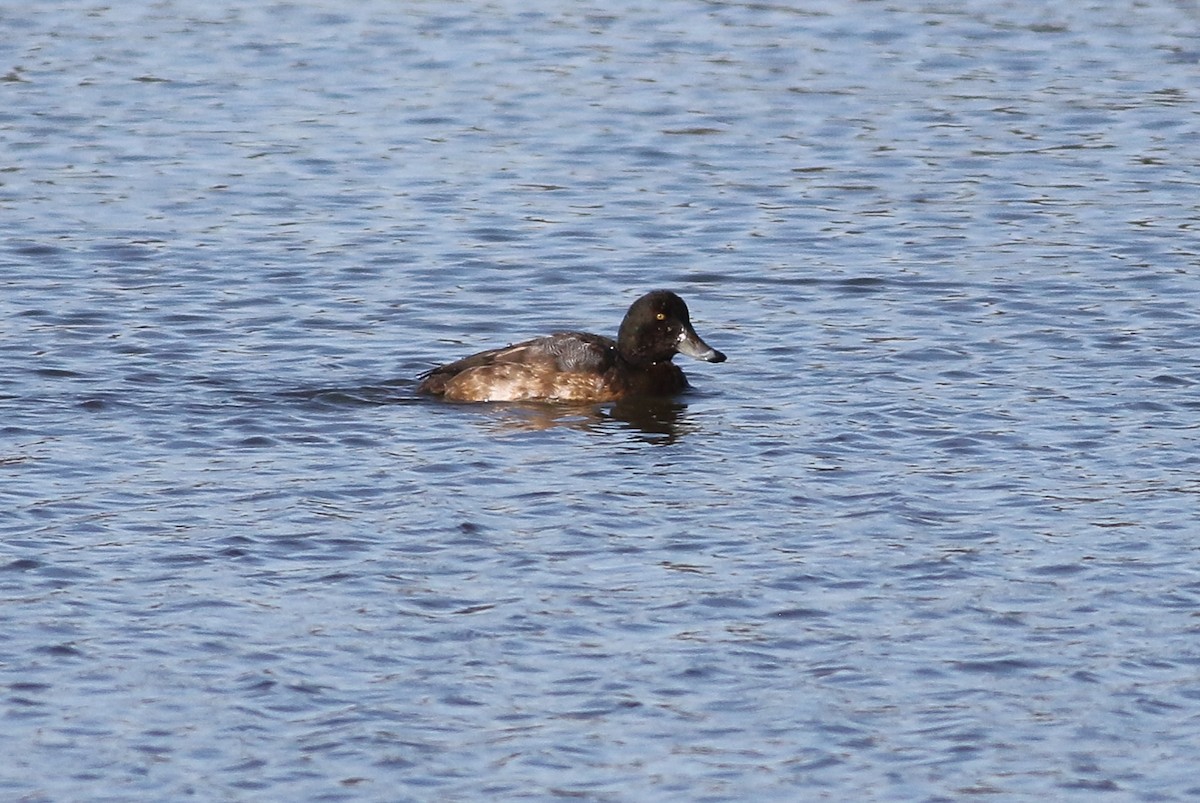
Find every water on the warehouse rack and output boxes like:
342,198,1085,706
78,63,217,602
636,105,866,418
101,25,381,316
4,0,1200,799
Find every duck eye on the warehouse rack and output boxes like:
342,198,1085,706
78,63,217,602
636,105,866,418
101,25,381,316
655,312,666,321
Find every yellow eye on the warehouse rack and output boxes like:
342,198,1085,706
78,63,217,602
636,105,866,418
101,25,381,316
655,312,666,321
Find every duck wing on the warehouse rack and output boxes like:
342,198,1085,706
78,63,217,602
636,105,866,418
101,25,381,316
534,332,618,373
419,332,617,383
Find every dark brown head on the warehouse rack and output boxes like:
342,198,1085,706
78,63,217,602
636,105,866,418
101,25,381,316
616,290,727,366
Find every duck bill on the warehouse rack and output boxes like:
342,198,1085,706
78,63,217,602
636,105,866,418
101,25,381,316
676,326,727,363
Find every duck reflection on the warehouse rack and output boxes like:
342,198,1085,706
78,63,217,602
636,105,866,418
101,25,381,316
484,396,694,442
289,381,699,443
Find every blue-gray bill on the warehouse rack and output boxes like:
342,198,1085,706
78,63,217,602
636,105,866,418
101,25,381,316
676,327,726,363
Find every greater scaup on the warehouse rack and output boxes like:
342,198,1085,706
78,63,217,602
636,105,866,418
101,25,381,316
417,290,726,402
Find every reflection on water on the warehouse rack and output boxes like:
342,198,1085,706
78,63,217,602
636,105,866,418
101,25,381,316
607,397,695,442
285,381,698,442
475,396,695,441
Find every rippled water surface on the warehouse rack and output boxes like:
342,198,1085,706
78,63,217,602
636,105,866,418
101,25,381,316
4,1,1200,800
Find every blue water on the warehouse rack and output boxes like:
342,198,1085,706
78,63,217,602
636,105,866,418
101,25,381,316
4,1,1200,800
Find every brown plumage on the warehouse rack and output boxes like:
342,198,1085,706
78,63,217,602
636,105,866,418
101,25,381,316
417,290,726,403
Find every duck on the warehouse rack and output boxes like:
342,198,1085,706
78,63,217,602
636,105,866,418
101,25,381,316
417,290,726,402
